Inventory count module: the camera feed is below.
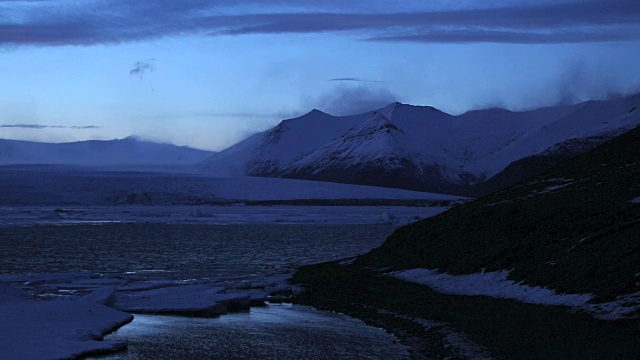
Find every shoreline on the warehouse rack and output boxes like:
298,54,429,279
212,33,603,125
93,302,411,359
292,261,640,359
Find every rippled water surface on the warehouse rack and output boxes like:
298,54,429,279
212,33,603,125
0,223,396,281
1,223,409,359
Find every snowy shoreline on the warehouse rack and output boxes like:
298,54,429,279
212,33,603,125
0,282,133,360
0,271,298,359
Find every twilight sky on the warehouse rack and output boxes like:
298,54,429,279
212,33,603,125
1,0,639,151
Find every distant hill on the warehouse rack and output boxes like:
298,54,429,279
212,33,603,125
201,93,640,196
0,137,214,166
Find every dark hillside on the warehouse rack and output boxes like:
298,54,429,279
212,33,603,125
294,125,640,359
360,124,640,301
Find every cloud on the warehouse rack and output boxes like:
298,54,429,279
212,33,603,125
0,0,638,46
313,85,400,116
369,29,640,44
551,60,640,105
0,124,101,129
130,59,156,79
328,78,387,83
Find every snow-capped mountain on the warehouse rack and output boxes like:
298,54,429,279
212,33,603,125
282,110,461,193
200,109,368,176
0,137,214,167
200,92,640,195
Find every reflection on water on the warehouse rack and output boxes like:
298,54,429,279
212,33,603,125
95,304,408,359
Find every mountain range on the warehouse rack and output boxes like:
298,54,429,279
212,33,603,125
3,93,639,197
0,137,214,167
200,92,640,196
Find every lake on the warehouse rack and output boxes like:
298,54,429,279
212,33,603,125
0,223,410,359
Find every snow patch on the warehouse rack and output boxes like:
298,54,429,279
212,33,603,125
583,291,640,320
0,284,132,360
338,257,357,266
391,269,640,319
114,284,249,315
390,269,592,307
538,183,572,193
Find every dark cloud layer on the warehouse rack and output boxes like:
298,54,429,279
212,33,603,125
1,124,100,129
0,0,638,46
371,29,640,44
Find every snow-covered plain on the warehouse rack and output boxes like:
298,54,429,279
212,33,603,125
390,269,640,319
0,165,464,206
0,283,133,360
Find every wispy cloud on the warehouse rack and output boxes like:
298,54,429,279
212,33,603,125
313,85,400,116
328,78,387,83
1,124,100,129
130,58,156,79
0,0,638,46
370,29,640,44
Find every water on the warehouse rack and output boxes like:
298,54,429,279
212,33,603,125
0,223,409,359
0,223,394,280
94,305,407,360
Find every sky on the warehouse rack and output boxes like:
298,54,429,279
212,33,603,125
0,0,639,151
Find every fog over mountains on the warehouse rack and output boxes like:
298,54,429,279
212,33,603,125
200,92,640,196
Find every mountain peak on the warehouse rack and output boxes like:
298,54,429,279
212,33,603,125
351,112,403,136
377,102,402,119
121,135,143,142
307,109,330,116
377,102,450,123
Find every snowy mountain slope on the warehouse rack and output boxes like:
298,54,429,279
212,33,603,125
199,92,640,195
200,109,369,176
290,111,420,172
466,94,640,176
282,110,463,193
0,137,214,166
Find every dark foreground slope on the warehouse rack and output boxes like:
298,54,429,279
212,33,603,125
293,125,640,359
